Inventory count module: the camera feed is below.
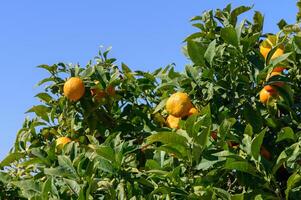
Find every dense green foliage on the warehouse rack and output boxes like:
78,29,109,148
2,3,301,199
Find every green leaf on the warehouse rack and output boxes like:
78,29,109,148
225,160,259,177
272,142,301,174
26,105,50,122
197,104,212,141
204,40,216,66
121,63,134,80
0,152,25,168
94,145,115,163
41,178,52,200
185,65,199,81
269,52,291,67
243,104,262,133
146,132,188,148
44,156,78,179
35,93,53,103
230,6,252,25
156,144,188,159
153,98,167,114
145,159,161,170
185,114,198,137
0,172,11,183
37,64,57,73
277,127,296,143
187,40,206,66
221,27,239,47
231,193,244,200
253,11,264,32
218,118,236,141
97,159,114,174
64,178,80,195
81,66,95,77
213,187,231,200
278,19,288,30
293,36,301,54
251,128,266,160
13,180,42,194
36,77,56,86
244,124,253,137
285,172,301,199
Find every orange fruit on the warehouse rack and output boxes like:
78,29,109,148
270,71,281,77
166,115,181,129
106,85,116,96
56,137,71,148
273,66,286,72
166,92,193,117
188,107,198,116
260,36,284,61
64,77,85,101
263,85,275,93
259,46,270,60
259,88,277,104
260,146,271,160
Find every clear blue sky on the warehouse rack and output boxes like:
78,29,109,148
0,1,297,160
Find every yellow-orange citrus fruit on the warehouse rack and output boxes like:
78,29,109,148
260,146,271,160
166,92,193,117
264,85,275,93
259,88,276,104
271,48,284,60
259,46,270,60
270,71,281,77
260,46,284,60
106,85,116,96
64,77,85,101
260,36,284,61
188,107,198,116
166,115,181,129
56,137,71,148
273,66,286,72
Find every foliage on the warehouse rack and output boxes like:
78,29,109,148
2,3,301,200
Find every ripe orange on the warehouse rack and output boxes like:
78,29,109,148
56,137,71,148
260,146,271,160
166,92,193,117
272,66,286,72
270,71,281,77
260,47,284,60
259,46,270,60
166,115,181,129
188,107,198,116
259,88,276,104
260,36,284,61
64,77,85,101
263,85,275,93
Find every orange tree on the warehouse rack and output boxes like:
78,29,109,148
1,3,301,200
